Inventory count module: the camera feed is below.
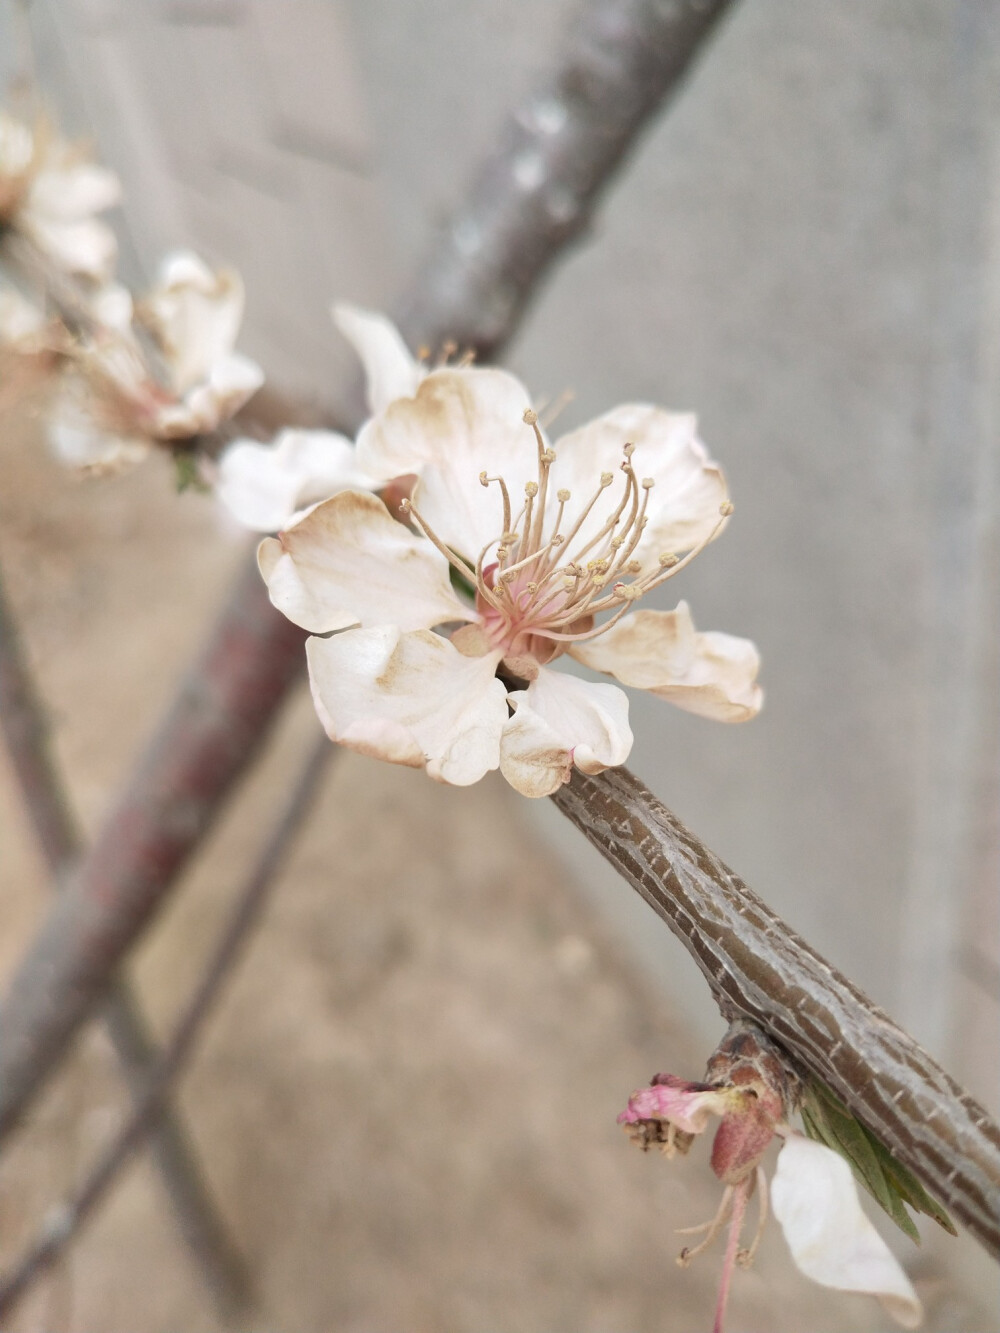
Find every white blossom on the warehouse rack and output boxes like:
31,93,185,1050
260,347,761,796
49,252,263,469
0,112,120,281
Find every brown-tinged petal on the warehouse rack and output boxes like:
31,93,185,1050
306,626,507,786
500,668,632,797
258,488,476,634
569,601,762,722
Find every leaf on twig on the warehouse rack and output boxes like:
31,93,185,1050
801,1079,957,1242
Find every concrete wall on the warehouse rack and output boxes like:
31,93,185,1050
6,1,997,1104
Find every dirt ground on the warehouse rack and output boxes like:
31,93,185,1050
0,416,993,1332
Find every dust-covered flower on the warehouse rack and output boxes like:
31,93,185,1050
49,251,263,469
259,350,761,796
0,112,120,280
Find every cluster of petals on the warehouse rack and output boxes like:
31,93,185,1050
0,111,121,281
49,251,264,469
257,308,762,797
619,1078,923,1330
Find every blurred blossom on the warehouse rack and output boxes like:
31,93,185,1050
259,329,761,796
0,112,120,281
49,251,263,470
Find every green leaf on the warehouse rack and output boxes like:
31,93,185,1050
801,1079,956,1242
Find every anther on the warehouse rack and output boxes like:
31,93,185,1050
613,582,643,602
524,481,538,497
557,488,570,502
659,552,679,568
541,448,556,464
626,560,641,573
479,471,489,487
623,442,635,458
399,498,412,514
600,471,614,487
642,477,655,489
523,407,538,425
720,500,734,517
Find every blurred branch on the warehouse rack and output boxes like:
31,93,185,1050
0,734,335,1320
397,0,737,353
552,766,1000,1259
0,0,738,1145
0,568,250,1313
0,550,307,1142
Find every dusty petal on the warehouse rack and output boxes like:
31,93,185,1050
356,368,539,554
28,161,121,219
218,428,374,532
618,1079,737,1135
570,602,762,722
500,668,632,798
306,626,506,786
156,352,263,437
772,1136,923,1329
258,488,475,634
23,215,118,281
333,303,423,414
551,406,728,572
143,252,245,392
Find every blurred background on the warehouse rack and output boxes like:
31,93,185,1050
0,0,997,1329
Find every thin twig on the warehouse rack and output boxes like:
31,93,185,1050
396,0,738,354
0,0,737,1146
0,733,335,1320
551,766,1000,1258
0,567,250,1314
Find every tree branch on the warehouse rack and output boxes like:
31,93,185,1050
0,567,250,1313
551,766,1000,1258
0,549,307,1142
0,0,739,1147
0,734,335,1320
397,0,738,353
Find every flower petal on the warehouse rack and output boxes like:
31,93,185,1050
306,626,507,786
333,303,423,414
143,251,245,393
618,1079,737,1135
27,162,121,220
218,428,375,532
570,602,762,722
772,1136,923,1329
258,488,476,634
551,406,729,572
23,215,118,281
156,352,263,437
500,668,632,797
356,367,539,557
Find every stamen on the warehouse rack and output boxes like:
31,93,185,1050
402,497,479,588
736,1166,769,1270
480,471,513,539
676,1187,734,1265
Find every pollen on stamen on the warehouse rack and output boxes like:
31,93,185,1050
659,552,679,568
523,407,538,425
557,488,570,502
399,497,412,515
479,470,489,487
524,481,538,497
623,442,636,458
614,582,643,602
600,471,614,487
642,477,655,490
720,500,734,517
